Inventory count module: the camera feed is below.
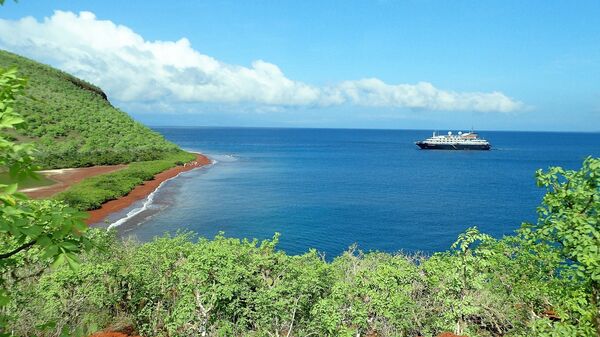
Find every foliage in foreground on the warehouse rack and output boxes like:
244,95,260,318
0,230,590,337
0,66,92,335
54,151,195,211
0,50,181,169
3,157,599,337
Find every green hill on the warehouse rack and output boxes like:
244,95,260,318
0,50,181,169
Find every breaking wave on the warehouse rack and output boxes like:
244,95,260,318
107,156,215,229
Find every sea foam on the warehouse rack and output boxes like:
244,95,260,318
107,156,215,229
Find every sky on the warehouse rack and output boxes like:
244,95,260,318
1,1,599,131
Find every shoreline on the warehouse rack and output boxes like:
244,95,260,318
86,153,212,225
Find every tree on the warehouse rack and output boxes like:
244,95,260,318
522,157,600,335
0,67,92,334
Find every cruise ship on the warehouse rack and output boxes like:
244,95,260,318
415,131,491,150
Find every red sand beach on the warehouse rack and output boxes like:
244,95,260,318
86,153,211,224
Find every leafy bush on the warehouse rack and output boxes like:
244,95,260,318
1,66,92,337
4,225,595,337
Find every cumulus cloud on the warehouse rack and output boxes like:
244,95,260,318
0,11,523,113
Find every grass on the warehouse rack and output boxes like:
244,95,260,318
54,151,196,211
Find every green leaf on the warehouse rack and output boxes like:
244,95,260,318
50,253,66,269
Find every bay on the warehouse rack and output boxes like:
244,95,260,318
110,128,600,257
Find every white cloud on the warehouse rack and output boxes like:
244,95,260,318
0,11,523,113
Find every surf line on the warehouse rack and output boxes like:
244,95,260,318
85,153,214,226
107,157,216,229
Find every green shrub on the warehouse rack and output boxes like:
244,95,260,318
54,151,195,210
5,227,595,337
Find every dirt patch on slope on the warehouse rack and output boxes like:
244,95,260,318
22,165,127,199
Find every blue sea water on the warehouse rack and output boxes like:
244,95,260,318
108,128,600,257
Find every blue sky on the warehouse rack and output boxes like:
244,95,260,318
1,0,599,131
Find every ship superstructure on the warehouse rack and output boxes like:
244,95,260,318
415,131,491,150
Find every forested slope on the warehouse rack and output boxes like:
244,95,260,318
0,50,181,169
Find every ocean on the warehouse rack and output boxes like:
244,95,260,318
104,128,600,257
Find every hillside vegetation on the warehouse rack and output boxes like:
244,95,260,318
0,50,181,169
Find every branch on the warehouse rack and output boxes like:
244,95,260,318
579,194,595,215
286,296,301,337
0,239,36,259
12,266,46,283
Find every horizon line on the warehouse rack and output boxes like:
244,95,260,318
147,125,600,134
